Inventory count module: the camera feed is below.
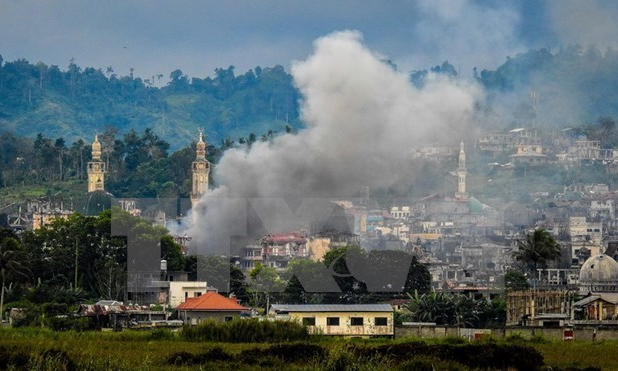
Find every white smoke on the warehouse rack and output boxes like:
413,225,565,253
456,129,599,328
401,0,525,76
185,30,481,254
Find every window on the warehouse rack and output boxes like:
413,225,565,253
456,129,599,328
194,292,202,298
327,317,340,326
225,316,233,322
351,317,363,326
302,317,316,326
375,317,388,326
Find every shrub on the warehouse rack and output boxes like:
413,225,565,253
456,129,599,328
321,345,356,371
149,328,174,340
506,332,527,343
42,303,69,316
397,357,468,371
181,318,309,343
199,346,232,362
165,347,233,366
166,351,196,366
240,343,326,364
441,335,468,345
350,341,544,370
530,334,550,344
29,348,76,371
47,316,92,332
0,345,30,369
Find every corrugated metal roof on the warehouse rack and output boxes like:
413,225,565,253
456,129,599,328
573,295,614,307
270,304,393,312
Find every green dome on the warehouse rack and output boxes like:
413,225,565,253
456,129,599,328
468,197,484,214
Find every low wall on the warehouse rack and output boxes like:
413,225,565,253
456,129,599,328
395,324,618,341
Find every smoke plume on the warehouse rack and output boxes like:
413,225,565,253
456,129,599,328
185,30,481,254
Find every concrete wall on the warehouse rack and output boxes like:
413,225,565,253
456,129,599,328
179,311,241,325
396,325,618,341
168,281,209,307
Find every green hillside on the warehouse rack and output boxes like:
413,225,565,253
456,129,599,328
4,45,618,149
0,57,300,150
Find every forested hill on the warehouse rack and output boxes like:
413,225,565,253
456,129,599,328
0,56,300,150
3,45,618,149
476,45,618,126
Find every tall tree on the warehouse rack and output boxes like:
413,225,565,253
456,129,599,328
248,262,285,311
0,232,28,320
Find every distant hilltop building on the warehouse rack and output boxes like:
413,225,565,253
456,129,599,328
191,130,210,207
87,134,106,193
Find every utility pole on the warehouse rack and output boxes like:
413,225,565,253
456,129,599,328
74,237,79,289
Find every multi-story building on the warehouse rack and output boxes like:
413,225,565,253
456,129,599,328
259,232,309,270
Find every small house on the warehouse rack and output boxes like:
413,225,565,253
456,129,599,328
270,304,394,337
176,292,249,324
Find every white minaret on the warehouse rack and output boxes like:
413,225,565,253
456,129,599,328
456,140,467,197
191,130,210,207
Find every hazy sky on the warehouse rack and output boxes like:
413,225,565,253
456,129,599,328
1,0,618,83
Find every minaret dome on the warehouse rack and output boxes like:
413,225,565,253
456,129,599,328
92,134,102,161
196,131,206,160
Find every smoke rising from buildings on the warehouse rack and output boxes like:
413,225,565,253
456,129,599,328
185,30,481,254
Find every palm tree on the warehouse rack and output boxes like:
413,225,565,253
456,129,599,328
513,229,561,277
405,291,480,327
0,237,28,321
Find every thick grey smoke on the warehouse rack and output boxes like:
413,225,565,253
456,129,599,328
401,0,525,77
185,31,480,254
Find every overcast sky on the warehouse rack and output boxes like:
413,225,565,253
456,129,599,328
1,0,618,83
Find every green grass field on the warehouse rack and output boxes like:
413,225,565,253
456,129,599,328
0,327,612,370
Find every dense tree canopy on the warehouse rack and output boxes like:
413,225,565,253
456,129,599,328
14,208,185,305
0,57,301,149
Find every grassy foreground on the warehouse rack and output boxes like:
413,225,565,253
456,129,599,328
0,327,612,370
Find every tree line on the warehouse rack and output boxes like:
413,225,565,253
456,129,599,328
0,125,289,199
0,208,186,320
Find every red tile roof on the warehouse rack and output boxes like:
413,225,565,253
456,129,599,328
176,292,248,311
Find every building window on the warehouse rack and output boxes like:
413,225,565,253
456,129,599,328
194,292,202,298
375,317,388,326
225,316,233,322
302,317,316,326
351,317,363,326
327,317,340,326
